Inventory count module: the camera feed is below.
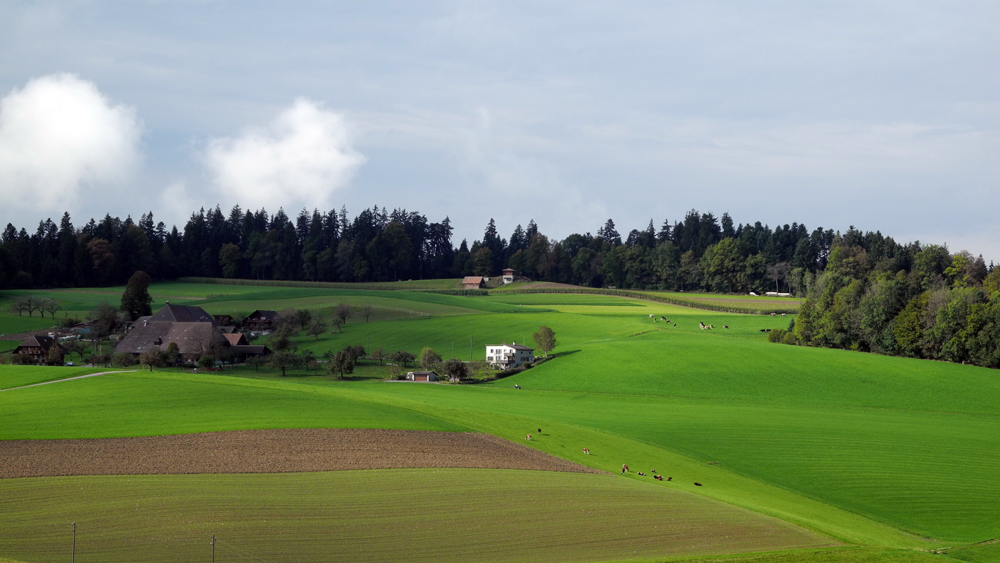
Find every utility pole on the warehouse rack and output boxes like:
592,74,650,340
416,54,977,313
211,535,215,563
71,522,76,563
470,337,473,361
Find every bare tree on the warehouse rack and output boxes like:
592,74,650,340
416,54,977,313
42,298,61,319
334,303,353,327
362,304,373,323
306,319,327,340
767,262,793,293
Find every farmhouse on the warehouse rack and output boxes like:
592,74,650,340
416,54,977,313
13,334,63,363
222,333,272,362
245,310,280,332
502,268,516,284
462,276,485,289
406,371,438,382
486,342,535,369
115,304,230,361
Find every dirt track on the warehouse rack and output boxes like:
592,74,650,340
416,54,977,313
0,429,603,478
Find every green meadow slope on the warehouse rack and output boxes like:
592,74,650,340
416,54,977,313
2,284,998,561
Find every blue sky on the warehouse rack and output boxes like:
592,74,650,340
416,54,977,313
1,1,998,259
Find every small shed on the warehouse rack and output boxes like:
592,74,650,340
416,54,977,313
502,269,516,284
406,371,438,382
462,276,485,289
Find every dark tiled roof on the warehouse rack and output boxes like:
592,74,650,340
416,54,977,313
148,304,215,323
490,343,534,351
16,334,57,351
232,345,270,356
116,322,227,355
248,310,279,320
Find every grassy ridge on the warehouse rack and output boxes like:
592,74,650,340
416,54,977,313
177,276,464,290
0,470,833,563
0,371,464,439
0,366,105,390
486,287,801,314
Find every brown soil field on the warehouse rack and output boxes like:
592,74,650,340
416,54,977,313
0,428,603,478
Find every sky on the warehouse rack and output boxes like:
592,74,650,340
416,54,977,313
0,1,998,260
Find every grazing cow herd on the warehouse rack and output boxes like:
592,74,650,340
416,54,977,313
647,314,784,334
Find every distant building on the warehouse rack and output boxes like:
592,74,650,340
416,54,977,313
115,304,228,361
13,334,63,363
245,310,280,332
462,276,485,289
502,269,516,284
116,304,271,363
485,342,535,369
765,292,792,297
406,371,438,382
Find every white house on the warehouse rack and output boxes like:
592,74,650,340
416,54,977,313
486,342,535,369
501,268,516,284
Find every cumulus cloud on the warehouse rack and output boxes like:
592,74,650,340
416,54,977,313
205,99,365,212
0,73,142,212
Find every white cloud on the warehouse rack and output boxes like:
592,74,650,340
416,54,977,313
205,99,365,212
0,73,141,212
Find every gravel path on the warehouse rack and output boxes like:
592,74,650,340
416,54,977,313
0,428,603,478
0,370,129,392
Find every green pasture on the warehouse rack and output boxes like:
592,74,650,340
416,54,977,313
947,541,1000,563
640,291,803,313
0,366,105,390
177,276,464,290
2,286,1000,561
0,470,833,563
0,314,55,337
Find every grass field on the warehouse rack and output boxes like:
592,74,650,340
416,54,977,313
0,470,834,563
0,366,106,390
2,283,998,562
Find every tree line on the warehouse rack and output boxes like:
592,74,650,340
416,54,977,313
771,237,1000,369
0,206,993,298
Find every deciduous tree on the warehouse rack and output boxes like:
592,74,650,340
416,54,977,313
532,326,557,357
419,347,441,369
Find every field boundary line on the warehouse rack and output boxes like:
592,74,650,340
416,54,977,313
0,370,134,392
487,287,799,314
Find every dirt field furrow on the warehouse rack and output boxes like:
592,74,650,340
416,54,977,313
0,428,603,478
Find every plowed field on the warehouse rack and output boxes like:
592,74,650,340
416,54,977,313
0,428,602,478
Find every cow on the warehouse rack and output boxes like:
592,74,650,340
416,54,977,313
723,325,729,329
694,482,703,487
